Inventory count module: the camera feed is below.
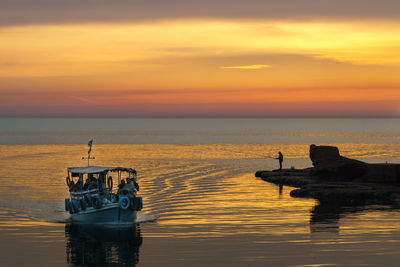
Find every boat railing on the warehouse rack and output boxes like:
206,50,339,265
70,188,99,199
70,187,120,200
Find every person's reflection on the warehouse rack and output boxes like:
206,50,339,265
65,224,142,266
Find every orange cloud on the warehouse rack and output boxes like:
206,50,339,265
0,19,400,116
220,64,271,69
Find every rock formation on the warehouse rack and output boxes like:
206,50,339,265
255,145,400,205
309,144,367,179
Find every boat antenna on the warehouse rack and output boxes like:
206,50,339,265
82,139,95,166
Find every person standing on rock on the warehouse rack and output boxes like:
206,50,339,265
276,152,283,170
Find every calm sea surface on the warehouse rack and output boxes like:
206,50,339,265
0,118,400,266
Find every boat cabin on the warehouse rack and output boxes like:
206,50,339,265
66,166,137,200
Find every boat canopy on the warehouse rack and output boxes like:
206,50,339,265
68,166,136,175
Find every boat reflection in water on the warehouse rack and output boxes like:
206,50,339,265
65,224,142,266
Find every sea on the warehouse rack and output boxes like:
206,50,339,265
0,118,400,266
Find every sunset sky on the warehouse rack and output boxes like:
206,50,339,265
1,0,400,117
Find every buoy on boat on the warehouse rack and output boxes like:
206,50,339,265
107,176,113,190
66,176,71,186
119,196,130,210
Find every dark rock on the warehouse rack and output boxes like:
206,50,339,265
255,144,400,205
362,163,400,183
309,144,367,179
290,188,308,198
256,168,314,188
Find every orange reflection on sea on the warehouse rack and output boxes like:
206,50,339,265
1,143,400,239
156,173,317,237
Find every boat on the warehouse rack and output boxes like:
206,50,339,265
64,141,143,223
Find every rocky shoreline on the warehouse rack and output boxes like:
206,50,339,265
255,145,400,206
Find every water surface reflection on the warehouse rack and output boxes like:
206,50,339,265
309,202,400,235
65,224,142,266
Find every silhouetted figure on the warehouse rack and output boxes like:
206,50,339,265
75,180,83,191
69,180,75,192
118,180,126,195
119,180,126,188
276,152,283,170
134,180,139,191
83,178,90,190
89,177,98,190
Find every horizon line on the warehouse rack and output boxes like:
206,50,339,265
1,116,400,119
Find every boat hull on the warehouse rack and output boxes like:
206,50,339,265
70,203,137,224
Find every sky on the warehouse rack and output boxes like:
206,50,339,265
1,0,400,117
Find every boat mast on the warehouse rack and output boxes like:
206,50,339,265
82,139,95,166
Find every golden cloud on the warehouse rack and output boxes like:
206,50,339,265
220,64,271,69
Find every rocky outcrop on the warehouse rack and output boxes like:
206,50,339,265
363,163,400,183
255,169,313,187
255,144,400,205
290,182,400,205
309,144,367,179
256,168,400,205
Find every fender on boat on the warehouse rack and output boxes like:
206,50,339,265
119,195,130,210
66,176,71,186
107,176,113,190
130,196,143,211
129,197,135,210
136,197,143,211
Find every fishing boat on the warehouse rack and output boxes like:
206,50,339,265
64,140,142,223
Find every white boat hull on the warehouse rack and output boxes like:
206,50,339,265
70,203,137,224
